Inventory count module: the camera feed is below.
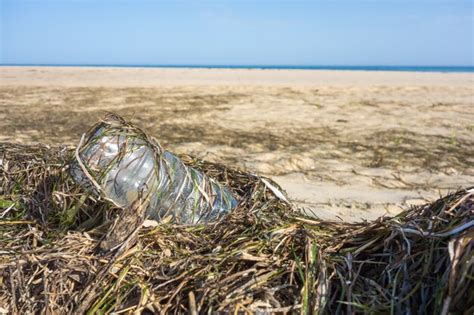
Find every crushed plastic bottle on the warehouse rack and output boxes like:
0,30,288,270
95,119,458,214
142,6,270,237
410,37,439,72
70,116,238,224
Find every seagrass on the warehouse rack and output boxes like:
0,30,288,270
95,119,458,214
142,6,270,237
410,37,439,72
0,117,472,314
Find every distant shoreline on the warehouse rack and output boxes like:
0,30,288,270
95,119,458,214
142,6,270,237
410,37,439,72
1,66,472,88
1,64,474,73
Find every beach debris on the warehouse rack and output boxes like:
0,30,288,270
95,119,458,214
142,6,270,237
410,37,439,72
261,177,289,203
70,114,238,224
0,128,472,314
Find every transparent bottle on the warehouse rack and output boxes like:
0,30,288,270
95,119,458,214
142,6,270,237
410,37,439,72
70,116,237,224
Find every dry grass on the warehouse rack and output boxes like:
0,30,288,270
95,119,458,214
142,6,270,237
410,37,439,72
0,116,472,314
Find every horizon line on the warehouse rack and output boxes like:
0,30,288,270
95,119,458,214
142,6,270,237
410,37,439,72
2,63,473,68
1,64,473,73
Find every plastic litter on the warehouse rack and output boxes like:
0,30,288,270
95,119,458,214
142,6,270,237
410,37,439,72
70,115,238,224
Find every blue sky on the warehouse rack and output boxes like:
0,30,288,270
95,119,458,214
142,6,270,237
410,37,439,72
1,0,473,66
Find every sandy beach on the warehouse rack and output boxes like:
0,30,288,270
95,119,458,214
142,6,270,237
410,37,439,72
1,66,473,221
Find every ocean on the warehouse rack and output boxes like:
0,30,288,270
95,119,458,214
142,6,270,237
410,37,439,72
2,64,474,73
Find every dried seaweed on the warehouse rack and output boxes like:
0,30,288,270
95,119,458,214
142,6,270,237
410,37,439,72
0,117,472,314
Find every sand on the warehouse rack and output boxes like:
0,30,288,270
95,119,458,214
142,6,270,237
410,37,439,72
1,66,473,221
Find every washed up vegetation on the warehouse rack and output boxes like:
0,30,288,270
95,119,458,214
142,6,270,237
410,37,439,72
0,115,472,314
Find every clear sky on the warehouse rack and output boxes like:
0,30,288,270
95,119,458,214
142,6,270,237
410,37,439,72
1,0,473,66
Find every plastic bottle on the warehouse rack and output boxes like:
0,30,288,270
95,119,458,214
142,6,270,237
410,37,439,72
70,116,237,224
